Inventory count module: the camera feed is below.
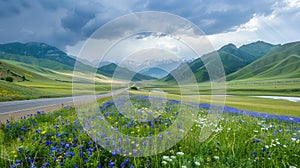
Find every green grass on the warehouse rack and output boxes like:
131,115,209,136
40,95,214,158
0,60,116,101
140,78,300,96
1,96,299,167
130,78,300,118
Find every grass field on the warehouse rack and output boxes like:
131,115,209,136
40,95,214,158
1,95,299,167
130,90,300,118
0,60,119,101
140,78,300,96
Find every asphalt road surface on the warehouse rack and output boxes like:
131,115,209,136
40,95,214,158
0,88,127,114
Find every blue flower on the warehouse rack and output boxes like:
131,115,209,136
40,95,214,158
108,161,115,167
21,126,26,131
111,151,116,156
125,158,130,165
80,151,84,158
251,151,257,155
16,159,22,164
45,162,50,167
98,163,102,168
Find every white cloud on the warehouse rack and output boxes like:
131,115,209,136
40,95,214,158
207,0,300,50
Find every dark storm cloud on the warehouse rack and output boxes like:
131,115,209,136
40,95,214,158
145,0,276,34
0,0,279,51
61,8,96,32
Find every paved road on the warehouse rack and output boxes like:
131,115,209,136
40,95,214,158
0,88,127,114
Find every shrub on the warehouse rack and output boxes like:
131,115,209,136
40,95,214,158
130,86,138,90
5,76,13,82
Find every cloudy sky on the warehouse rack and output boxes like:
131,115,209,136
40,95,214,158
0,0,300,60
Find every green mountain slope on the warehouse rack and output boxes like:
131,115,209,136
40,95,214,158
0,59,49,82
164,41,277,82
0,60,59,101
0,42,76,70
0,42,155,81
227,41,300,80
97,63,156,81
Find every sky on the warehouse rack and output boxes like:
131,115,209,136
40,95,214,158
0,0,300,61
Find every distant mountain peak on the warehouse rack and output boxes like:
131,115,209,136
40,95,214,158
221,43,237,49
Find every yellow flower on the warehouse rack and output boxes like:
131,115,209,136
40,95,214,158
296,140,300,144
11,151,16,154
14,155,18,158
41,130,47,135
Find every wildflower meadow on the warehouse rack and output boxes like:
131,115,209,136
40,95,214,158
1,95,299,168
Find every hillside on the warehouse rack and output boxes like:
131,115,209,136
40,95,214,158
139,67,169,79
0,59,49,82
0,42,77,70
227,41,300,80
97,63,156,81
0,60,60,101
0,42,156,81
163,41,277,82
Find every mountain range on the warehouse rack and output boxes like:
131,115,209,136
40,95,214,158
163,41,285,82
0,42,154,81
1,40,300,83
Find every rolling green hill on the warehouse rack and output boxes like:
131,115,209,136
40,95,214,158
0,42,155,81
227,41,300,80
97,63,156,81
0,42,76,71
163,41,277,82
0,59,49,82
0,60,60,101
